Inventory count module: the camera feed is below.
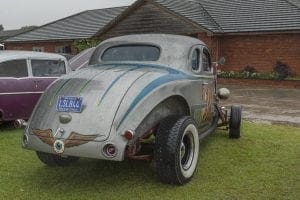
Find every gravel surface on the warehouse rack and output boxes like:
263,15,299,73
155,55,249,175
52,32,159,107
219,84,300,127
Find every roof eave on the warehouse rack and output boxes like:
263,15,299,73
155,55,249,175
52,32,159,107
95,0,213,39
214,29,300,36
4,38,79,44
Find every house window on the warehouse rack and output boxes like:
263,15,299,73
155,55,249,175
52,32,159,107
32,47,44,52
0,59,28,78
13,47,24,50
55,45,71,54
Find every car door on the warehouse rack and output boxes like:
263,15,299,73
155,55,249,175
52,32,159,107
190,46,214,128
29,58,67,91
200,47,214,125
0,59,34,121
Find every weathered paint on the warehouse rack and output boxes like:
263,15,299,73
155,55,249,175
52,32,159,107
23,34,216,161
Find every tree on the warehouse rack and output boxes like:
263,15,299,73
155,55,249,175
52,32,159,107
73,38,101,52
0,24,4,31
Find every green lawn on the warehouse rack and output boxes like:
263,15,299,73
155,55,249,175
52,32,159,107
0,122,299,200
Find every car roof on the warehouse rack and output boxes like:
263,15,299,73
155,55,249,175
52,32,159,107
0,50,66,62
92,34,207,71
102,34,205,48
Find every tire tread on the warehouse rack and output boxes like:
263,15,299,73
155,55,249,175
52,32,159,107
154,116,197,185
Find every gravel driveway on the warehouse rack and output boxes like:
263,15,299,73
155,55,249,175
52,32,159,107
219,84,300,127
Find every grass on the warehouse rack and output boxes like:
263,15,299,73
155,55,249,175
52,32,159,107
286,76,300,81
0,122,299,200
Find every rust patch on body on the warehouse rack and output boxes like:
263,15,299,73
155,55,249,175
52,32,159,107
202,86,213,121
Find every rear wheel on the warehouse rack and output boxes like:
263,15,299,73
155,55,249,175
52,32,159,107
36,151,79,167
229,105,242,139
154,116,199,185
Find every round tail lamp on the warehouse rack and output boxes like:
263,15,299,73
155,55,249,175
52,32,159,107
103,144,117,158
123,130,134,140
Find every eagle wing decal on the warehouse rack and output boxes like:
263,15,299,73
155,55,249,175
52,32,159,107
32,129,55,146
64,132,98,148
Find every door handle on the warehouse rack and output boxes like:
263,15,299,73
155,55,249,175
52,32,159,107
34,80,42,88
202,82,209,85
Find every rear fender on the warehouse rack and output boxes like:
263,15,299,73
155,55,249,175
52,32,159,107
113,79,199,138
135,95,190,136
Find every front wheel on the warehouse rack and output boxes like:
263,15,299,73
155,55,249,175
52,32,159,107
229,105,242,139
36,151,79,167
154,116,199,185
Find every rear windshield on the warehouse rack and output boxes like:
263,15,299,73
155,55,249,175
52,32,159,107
101,45,160,62
31,59,66,77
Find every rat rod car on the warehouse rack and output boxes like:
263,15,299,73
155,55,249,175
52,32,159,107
20,34,241,185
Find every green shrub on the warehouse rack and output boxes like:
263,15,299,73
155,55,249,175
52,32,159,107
273,61,293,80
73,39,101,52
217,70,276,80
218,61,298,81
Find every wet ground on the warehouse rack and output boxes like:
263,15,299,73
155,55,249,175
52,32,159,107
219,85,300,127
1,85,299,128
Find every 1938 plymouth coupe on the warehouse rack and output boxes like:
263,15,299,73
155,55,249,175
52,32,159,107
20,34,241,185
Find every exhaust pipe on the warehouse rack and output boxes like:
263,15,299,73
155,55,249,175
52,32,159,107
14,119,28,128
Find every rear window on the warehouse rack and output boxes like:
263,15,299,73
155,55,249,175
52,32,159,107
101,45,160,62
31,59,66,77
0,59,28,78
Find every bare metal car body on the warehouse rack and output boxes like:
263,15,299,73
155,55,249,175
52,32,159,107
22,34,239,184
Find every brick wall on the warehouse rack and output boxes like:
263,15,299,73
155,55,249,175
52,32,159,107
4,33,300,76
218,78,300,89
5,41,77,54
218,33,300,75
197,32,220,62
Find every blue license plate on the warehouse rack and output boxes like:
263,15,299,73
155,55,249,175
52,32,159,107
56,96,83,113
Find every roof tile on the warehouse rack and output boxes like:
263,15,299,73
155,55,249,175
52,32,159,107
6,7,127,42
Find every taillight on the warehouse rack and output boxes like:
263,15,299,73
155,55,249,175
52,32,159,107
123,130,134,140
103,144,117,158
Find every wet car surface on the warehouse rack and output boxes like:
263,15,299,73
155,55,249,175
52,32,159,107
20,34,244,185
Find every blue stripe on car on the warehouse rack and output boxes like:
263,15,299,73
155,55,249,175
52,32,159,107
49,70,83,106
116,68,196,130
92,63,196,129
79,66,115,94
92,62,182,75
97,67,139,106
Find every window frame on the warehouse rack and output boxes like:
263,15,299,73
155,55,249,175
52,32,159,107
32,47,44,52
201,47,213,74
29,58,67,78
55,45,72,54
0,59,29,78
190,46,202,74
90,42,162,65
100,44,161,62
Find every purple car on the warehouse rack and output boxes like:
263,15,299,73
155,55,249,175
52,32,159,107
0,51,71,122
68,47,95,70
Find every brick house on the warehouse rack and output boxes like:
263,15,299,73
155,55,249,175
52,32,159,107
0,27,36,49
4,7,126,54
5,0,300,75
